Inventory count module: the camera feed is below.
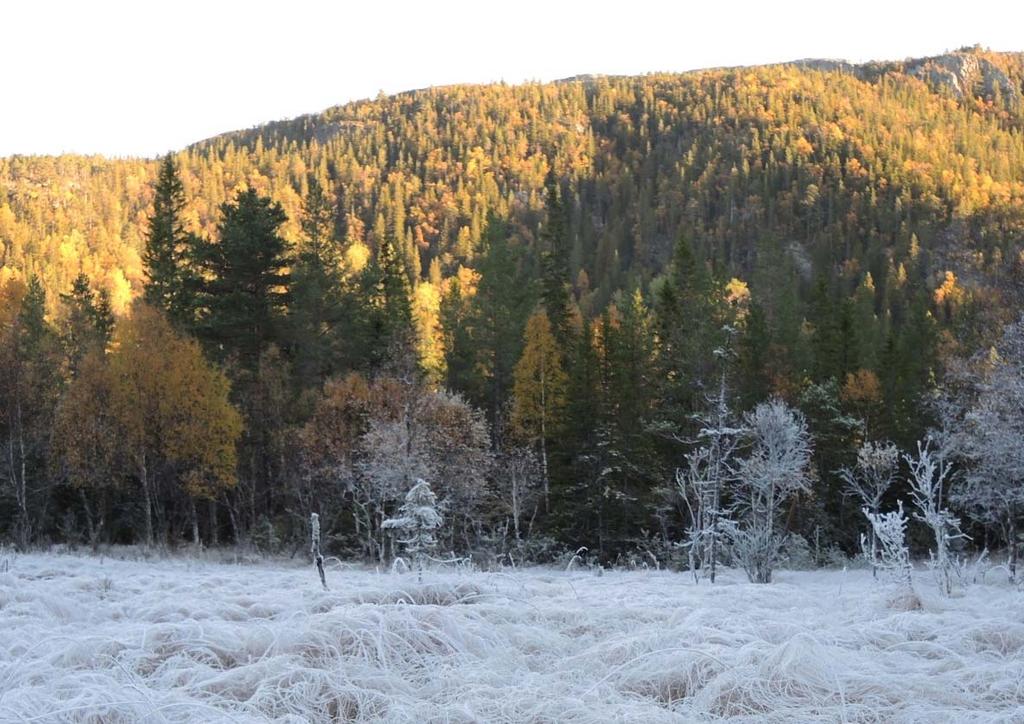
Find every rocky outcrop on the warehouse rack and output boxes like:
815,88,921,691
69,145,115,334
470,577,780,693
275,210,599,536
905,52,1019,103
791,50,1022,107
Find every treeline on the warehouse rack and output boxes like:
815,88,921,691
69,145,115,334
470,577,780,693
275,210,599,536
1,151,1020,566
2,51,1024,561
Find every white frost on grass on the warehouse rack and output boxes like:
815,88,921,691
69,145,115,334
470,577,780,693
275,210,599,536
1,553,1022,723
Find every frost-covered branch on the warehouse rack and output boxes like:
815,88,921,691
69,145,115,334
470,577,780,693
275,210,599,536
905,439,966,595
838,440,898,577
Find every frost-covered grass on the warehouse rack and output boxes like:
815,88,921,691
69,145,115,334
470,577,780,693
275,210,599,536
1,552,1022,722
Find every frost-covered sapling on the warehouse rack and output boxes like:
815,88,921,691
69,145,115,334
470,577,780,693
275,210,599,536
676,336,742,583
905,439,966,595
677,446,734,582
383,478,443,579
732,399,813,583
839,440,899,577
863,501,919,609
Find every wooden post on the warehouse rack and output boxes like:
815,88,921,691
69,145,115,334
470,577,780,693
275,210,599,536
311,513,327,590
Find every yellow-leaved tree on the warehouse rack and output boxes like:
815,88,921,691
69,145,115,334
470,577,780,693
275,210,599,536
511,310,567,509
54,304,241,546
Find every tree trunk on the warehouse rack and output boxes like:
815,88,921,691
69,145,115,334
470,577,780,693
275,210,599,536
13,399,31,550
140,453,154,548
190,498,200,546
208,499,219,546
540,355,549,510
511,470,521,541
1009,518,1018,585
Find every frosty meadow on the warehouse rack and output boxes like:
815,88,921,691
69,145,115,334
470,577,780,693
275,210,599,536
1,549,1022,723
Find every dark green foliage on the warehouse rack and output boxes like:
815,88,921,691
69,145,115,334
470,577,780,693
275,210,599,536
59,273,113,376
468,215,536,432
196,189,292,369
539,175,573,346
143,155,200,328
3,51,1024,553
363,233,416,372
290,177,347,387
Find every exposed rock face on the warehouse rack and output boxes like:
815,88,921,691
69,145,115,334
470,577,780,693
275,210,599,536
791,50,1022,107
905,52,1019,103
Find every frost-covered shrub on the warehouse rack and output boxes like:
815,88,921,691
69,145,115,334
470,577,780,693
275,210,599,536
863,502,920,609
510,535,563,565
249,515,283,554
780,534,816,570
730,525,787,582
951,314,1024,584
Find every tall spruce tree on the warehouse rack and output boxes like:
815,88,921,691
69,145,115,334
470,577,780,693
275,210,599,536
654,231,723,428
143,156,198,327
0,277,62,548
539,174,573,346
366,233,416,372
290,177,346,387
470,215,535,434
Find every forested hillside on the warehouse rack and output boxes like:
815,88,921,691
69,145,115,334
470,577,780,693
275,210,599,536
2,47,1024,564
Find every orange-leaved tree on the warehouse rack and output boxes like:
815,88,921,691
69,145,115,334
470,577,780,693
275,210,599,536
511,310,567,509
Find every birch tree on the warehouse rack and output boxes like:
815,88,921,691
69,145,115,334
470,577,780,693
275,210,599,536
732,398,813,583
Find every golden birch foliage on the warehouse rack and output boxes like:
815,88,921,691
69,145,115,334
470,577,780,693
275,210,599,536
107,304,242,498
51,350,121,491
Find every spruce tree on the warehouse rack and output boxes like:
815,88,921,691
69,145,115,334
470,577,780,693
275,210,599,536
539,174,572,346
290,177,345,387
60,273,113,376
1,277,62,548
654,231,723,427
368,233,416,372
470,215,535,433
143,156,198,327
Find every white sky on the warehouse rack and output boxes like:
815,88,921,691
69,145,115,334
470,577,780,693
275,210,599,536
3,0,1023,158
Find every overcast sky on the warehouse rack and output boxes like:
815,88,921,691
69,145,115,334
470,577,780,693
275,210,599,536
3,0,1022,158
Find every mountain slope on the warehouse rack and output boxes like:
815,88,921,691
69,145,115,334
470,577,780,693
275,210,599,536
1,47,1023,326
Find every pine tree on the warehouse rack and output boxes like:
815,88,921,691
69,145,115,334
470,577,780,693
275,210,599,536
196,189,292,369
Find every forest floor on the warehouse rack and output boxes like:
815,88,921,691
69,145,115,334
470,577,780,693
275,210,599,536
1,549,1022,723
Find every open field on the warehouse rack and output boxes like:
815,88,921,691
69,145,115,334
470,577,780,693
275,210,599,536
0,551,1022,723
